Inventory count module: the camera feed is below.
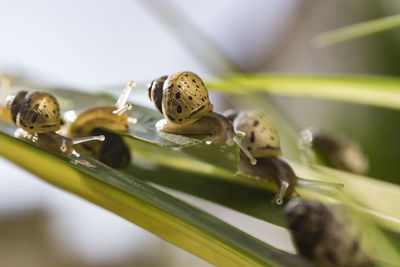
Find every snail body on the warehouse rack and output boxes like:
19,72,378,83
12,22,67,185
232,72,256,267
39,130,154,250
15,129,104,157
68,82,135,168
231,110,342,205
240,156,298,203
285,199,374,267
7,90,104,157
148,71,256,164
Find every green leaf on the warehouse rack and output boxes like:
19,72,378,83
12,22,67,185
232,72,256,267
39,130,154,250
0,121,312,267
10,83,400,233
3,79,400,265
122,140,400,265
122,134,400,229
312,14,400,48
208,73,400,110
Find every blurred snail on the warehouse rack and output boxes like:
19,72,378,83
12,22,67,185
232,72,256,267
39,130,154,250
6,90,104,157
147,71,256,165
285,199,374,267
68,82,136,168
300,128,369,174
229,110,342,205
0,75,13,123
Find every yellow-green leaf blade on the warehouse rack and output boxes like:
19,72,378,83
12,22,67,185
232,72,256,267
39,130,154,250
208,74,400,110
0,125,311,267
313,14,400,48
122,133,400,234
122,141,400,265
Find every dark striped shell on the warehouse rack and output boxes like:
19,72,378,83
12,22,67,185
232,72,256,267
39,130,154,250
161,71,213,124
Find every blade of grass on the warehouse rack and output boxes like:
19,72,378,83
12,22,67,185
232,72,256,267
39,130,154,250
122,139,400,265
313,14,400,48
3,77,400,263
208,73,400,110
1,87,400,264
122,136,400,234
3,82,399,232
0,125,313,267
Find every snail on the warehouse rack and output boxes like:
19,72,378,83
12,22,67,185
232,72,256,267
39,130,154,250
68,82,136,168
6,90,104,157
0,75,13,123
229,110,342,205
299,128,369,174
284,199,374,267
147,71,256,165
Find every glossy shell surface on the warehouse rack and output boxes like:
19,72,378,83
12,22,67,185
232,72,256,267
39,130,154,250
162,71,213,124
